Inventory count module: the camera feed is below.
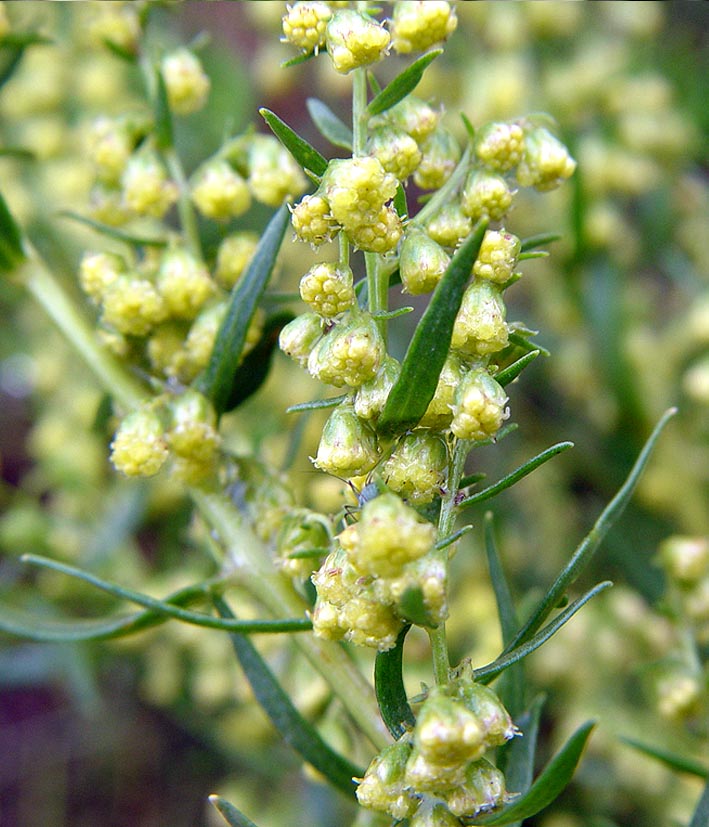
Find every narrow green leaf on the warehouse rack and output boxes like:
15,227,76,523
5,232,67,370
519,233,562,253
372,306,413,320
518,251,549,261
306,97,353,149
260,108,328,176
393,183,408,219
460,112,476,142
474,581,613,684
618,737,709,779
214,594,364,797
0,32,53,48
154,67,174,150
497,694,546,822
377,219,488,435
209,796,260,827
197,205,290,416
367,50,442,116
374,625,416,739
473,721,595,825
460,472,487,489
434,524,473,552
503,408,677,654
19,555,311,635
507,331,549,357
459,442,573,509
286,394,348,414
0,581,209,642
0,147,34,160
690,778,709,827
281,51,317,69
494,350,541,387
0,187,26,272
59,210,168,247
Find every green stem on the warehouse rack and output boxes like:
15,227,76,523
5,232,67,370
427,438,471,685
165,146,202,259
190,486,390,750
352,67,368,157
21,248,148,413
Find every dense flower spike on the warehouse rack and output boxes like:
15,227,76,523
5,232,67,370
451,368,510,441
110,408,168,477
473,229,521,283
517,124,577,191
461,170,513,222
308,311,385,387
281,1,333,54
325,9,390,74
390,1,458,54
299,262,356,318
474,121,525,172
313,405,380,477
382,431,448,504
290,193,340,246
451,280,509,356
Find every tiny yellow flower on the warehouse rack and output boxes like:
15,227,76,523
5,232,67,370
325,9,390,74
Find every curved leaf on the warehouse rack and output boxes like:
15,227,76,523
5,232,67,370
374,625,416,739
306,97,353,149
472,721,596,825
286,394,348,414
519,233,561,253
367,50,442,116
377,219,488,435
497,694,546,822
214,595,363,798
459,442,573,508
197,205,290,416
260,108,328,177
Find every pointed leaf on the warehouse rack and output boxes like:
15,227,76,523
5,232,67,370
59,210,168,247
618,737,708,779
214,595,363,797
260,108,328,176
474,581,613,684
494,350,541,387
503,408,677,654
367,50,442,116
459,442,573,509
0,188,26,272
154,67,174,150
209,796,260,827
377,219,488,435
197,205,290,415
286,394,349,414
497,694,546,821
507,331,549,356
19,554,311,635
472,721,596,824
306,98,353,149
690,778,709,827
375,625,416,739
519,233,561,253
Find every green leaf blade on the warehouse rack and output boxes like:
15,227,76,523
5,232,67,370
209,796,260,827
494,350,541,387
196,204,290,416
214,595,364,798
367,50,442,116
0,188,27,272
473,720,596,825
260,108,328,176
154,67,174,150
306,97,353,149
374,624,416,740
377,219,488,435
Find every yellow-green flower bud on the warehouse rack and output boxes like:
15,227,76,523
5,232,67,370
354,356,401,421
450,368,509,442
101,275,167,336
426,203,473,249
412,691,486,767
379,554,448,627
279,312,324,368
246,134,307,206
409,802,462,827
404,747,466,792
308,311,385,387
418,351,467,430
367,126,422,182
324,157,398,228
190,159,251,221
85,116,135,185
313,548,361,608
382,431,448,505
473,230,521,284
390,1,458,54
277,508,331,578
460,170,513,222
443,758,507,818
157,248,214,320
161,48,210,115
168,301,228,382
371,96,440,144
166,390,220,464
281,1,333,54
215,231,259,289
78,251,126,303
291,193,340,246
348,204,402,254
122,148,178,218
299,262,355,318
454,681,518,748
325,9,390,75
339,595,404,651
451,281,509,357
352,492,436,579
110,408,168,477
356,740,419,820
475,121,525,172
313,405,380,478
658,536,709,585
400,230,451,295
516,125,576,191
414,128,462,191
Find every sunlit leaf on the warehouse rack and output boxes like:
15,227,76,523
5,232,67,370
260,108,328,176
